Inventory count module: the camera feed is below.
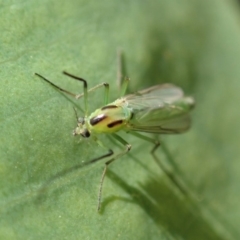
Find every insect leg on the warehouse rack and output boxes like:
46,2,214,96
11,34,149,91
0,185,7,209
120,77,130,97
75,82,109,105
129,131,187,195
38,146,114,197
35,72,89,114
36,72,110,113
117,48,124,88
63,72,111,106
62,71,90,114
97,133,131,211
35,73,77,98
117,49,130,96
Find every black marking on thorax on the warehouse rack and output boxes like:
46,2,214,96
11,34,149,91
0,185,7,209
90,114,107,126
107,120,123,128
101,105,118,110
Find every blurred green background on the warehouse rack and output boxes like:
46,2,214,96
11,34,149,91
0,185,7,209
1,0,240,239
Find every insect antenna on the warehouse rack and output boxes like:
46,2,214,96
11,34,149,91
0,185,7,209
73,107,79,122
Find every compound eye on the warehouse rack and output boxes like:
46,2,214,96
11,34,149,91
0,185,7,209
81,129,90,138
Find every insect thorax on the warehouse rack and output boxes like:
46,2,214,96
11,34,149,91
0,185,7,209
87,104,131,134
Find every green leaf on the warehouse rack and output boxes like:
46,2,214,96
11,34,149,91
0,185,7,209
1,0,240,239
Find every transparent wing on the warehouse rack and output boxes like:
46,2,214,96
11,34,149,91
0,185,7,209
121,84,195,134
124,84,184,109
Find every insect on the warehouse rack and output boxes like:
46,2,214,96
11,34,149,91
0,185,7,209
35,66,195,211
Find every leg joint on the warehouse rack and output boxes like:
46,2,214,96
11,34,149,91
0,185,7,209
108,149,114,155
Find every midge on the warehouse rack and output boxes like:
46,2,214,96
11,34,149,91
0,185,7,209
35,68,194,211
